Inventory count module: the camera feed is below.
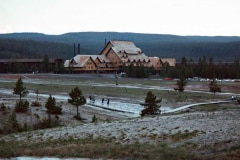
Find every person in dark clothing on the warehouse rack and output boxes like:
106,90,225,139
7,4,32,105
102,98,104,103
107,98,109,105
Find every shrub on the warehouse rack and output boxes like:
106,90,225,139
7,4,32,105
74,114,82,120
170,130,199,141
1,112,27,134
237,97,240,104
209,79,221,95
92,115,98,123
15,100,29,112
31,101,42,107
47,105,62,114
0,103,6,111
33,116,61,129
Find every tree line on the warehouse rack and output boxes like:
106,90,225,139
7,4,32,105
0,38,73,59
121,56,240,79
168,57,240,79
138,41,240,62
121,63,155,78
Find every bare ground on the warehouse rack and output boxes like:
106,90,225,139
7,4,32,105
1,105,240,156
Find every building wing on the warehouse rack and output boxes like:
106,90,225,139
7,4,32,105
160,58,176,67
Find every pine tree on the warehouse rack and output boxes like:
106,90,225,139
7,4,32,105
13,77,29,112
42,54,50,72
36,89,39,102
45,94,62,115
209,79,221,95
175,57,188,93
176,76,187,93
140,91,162,116
13,77,28,101
6,112,20,133
68,87,86,120
31,89,41,107
128,63,136,77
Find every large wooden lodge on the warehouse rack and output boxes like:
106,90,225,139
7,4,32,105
64,40,176,73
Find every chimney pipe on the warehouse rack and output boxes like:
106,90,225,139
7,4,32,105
78,44,80,55
74,43,76,56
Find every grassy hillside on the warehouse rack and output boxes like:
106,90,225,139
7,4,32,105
0,32,240,61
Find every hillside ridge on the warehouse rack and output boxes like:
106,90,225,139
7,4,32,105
1,32,240,61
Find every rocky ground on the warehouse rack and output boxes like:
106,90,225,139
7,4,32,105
1,104,240,156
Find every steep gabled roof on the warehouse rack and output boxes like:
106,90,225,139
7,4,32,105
110,40,142,54
70,55,95,67
121,54,150,63
149,57,161,66
91,55,111,63
64,60,70,67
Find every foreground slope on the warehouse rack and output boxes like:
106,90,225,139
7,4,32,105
1,109,240,159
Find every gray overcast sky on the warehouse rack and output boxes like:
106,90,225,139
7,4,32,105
1,0,240,36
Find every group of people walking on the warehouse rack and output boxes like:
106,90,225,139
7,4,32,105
89,95,110,105
89,95,95,103
102,97,110,105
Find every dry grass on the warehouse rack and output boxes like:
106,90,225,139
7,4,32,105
0,136,197,160
170,130,199,142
